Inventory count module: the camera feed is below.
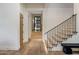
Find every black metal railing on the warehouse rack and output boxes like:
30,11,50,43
45,14,77,49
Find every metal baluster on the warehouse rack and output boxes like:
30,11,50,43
72,16,74,34
71,17,73,34
70,19,72,36
47,33,48,49
63,21,67,40
47,32,50,49
68,17,72,36
71,16,73,36
74,15,77,34
56,28,58,43
56,25,58,42
50,30,52,45
63,22,65,39
73,15,75,33
67,19,70,37
52,31,54,43
66,20,68,38
65,20,68,39
51,30,54,47
62,24,64,40
75,15,77,33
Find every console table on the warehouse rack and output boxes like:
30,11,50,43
61,43,79,54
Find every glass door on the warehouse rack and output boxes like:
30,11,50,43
32,16,41,32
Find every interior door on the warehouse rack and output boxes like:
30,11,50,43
20,13,24,50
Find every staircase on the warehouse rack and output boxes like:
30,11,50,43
45,14,77,51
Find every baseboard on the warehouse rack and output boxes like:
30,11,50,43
48,48,62,51
0,47,19,50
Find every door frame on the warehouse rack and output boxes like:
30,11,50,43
28,13,43,41
20,13,24,50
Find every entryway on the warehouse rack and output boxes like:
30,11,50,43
31,14,42,40
19,11,47,54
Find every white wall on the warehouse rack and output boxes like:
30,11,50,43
45,3,74,33
43,3,74,40
74,3,79,33
0,3,20,50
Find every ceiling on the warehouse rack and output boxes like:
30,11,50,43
20,3,45,8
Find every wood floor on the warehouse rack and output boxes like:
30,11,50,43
22,32,47,55
0,32,79,55
0,32,64,55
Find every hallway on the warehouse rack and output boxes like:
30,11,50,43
23,32,47,55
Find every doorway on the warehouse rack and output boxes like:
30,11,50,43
31,14,42,39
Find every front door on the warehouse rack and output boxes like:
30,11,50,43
31,14,42,39
32,14,42,32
